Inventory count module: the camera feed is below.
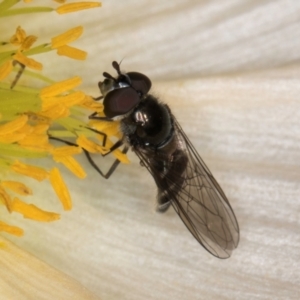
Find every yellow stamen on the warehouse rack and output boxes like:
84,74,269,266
10,26,26,46
77,135,129,163
52,145,82,156
56,45,87,60
11,198,60,222
53,155,86,179
41,96,62,111
0,61,13,81
56,2,101,14
59,91,86,107
21,35,38,51
51,26,83,49
76,135,105,153
15,123,33,136
90,119,121,138
0,115,28,136
102,138,130,164
31,123,49,135
18,134,52,152
13,52,43,71
51,146,85,178
0,221,24,237
41,105,69,120
80,95,104,112
49,167,72,210
0,185,12,212
40,76,82,97
40,90,85,117
11,161,49,181
112,149,130,164
1,181,32,196
0,2,105,237
0,133,26,144
25,112,50,124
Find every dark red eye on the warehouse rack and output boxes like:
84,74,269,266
127,72,152,95
103,87,140,118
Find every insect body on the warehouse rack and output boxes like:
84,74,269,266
91,61,239,258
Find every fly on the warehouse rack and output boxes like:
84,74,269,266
89,61,240,258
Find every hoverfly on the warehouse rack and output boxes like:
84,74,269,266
89,61,239,258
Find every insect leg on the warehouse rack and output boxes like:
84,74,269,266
93,95,103,101
88,112,113,122
85,144,129,179
49,136,78,147
49,135,127,179
10,60,25,89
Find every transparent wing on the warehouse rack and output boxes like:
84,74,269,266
135,117,239,259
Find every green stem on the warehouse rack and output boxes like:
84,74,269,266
0,7,54,17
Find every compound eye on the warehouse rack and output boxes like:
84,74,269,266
127,72,152,95
103,87,141,118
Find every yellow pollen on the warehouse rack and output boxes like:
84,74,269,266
0,133,26,144
0,185,12,212
0,115,28,136
11,161,49,181
101,138,130,163
60,91,86,107
80,95,104,112
31,123,49,135
18,134,52,152
112,149,130,164
40,76,82,98
53,155,86,179
25,112,50,124
51,26,83,49
0,221,24,237
56,45,87,60
56,2,102,14
76,135,105,153
52,145,82,156
11,198,60,222
15,123,33,136
90,119,121,138
10,26,26,46
1,181,32,196
49,167,72,210
41,96,62,111
13,52,43,71
0,0,104,237
51,144,86,179
21,35,38,51
41,104,70,120
53,0,67,4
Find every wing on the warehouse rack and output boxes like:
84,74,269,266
134,117,240,259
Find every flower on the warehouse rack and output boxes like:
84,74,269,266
1,1,298,300
0,1,110,297
0,1,130,240
0,234,98,299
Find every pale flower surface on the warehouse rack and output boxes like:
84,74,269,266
1,1,300,299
